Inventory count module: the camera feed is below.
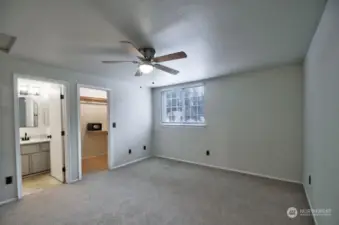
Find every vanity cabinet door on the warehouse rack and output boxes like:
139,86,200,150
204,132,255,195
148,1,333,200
21,155,30,176
31,152,50,173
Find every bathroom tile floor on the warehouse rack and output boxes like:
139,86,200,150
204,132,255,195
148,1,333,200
22,173,62,196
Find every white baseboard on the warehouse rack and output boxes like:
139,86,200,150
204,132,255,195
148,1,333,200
303,184,318,225
69,156,151,183
111,156,151,170
156,155,302,184
0,198,17,206
68,179,79,184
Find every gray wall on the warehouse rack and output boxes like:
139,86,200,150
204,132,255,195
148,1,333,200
0,52,152,203
152,64,303,182
303,0,339,224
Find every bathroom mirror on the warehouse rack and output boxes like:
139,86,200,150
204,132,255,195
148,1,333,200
19,97,39,127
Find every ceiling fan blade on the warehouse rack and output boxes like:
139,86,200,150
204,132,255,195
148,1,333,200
154,64,179,75
102,60,138,64
137,56,145,61
134,69,142,76
120,41,145,58
153,51,187,63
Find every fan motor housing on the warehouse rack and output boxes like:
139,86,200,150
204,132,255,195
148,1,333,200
140,48,156,60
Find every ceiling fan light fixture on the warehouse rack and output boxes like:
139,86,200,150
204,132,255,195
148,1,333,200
139,63,153,74
101,41,187,76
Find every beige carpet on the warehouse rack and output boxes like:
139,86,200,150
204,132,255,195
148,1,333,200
0,158,313,225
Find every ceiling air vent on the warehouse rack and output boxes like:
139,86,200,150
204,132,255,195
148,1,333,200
0,33,16,53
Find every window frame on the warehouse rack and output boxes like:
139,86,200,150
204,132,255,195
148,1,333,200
160,83,206,127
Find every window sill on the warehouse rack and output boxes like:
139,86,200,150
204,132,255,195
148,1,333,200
161,123,206,127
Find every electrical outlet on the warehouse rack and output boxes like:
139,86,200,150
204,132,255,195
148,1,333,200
5,176,12,185
143,145,146,150
309,175,312,185
129,149,132,154
206,150,210,156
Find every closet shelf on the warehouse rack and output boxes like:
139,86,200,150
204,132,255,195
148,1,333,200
86,131,108,135
80,96,107,104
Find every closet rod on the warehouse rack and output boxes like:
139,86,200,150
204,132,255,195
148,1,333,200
80,101,107,105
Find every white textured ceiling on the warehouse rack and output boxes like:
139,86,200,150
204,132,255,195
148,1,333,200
0,0,325,87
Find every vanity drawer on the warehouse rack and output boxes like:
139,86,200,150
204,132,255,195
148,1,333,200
40,142,50,151
21,144,39,154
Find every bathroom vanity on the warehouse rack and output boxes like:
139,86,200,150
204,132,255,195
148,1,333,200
21,140,50,176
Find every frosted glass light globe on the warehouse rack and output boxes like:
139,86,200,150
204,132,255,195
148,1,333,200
139,63,153,74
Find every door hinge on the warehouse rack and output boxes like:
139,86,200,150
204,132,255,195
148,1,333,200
62,166,66,172
60,94,64,100
61,131,65,136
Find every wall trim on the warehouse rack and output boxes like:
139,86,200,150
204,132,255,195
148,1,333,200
303,184,318,225
68,179,79,184
13,74,73,199
156,155,302,184
111,156,151,170
76,84,112,181
0,198,17,206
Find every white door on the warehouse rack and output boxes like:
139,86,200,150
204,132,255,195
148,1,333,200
49,84,64,182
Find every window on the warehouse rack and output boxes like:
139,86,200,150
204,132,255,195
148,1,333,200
162,84,205,125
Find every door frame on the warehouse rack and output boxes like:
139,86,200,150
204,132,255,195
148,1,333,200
13,74,71,199
76,84,113,180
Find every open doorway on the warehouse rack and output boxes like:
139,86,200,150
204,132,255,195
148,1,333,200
78,87,109,175
15,77,68,197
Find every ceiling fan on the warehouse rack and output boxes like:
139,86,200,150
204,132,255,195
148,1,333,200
102,41,187,76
